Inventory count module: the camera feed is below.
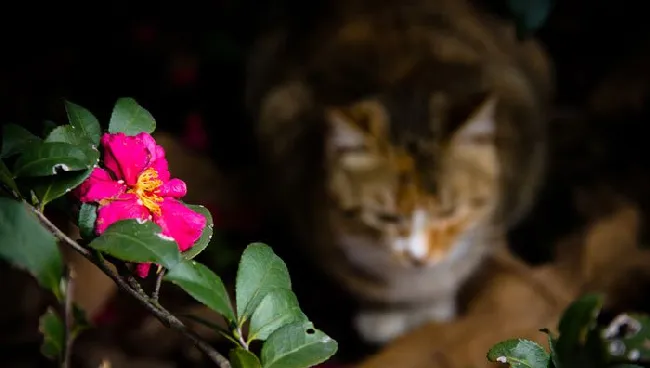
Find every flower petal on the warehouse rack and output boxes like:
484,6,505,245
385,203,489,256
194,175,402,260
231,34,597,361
96,193,150,234
153,198,206,252
135,263,152,278
74,168,126,203
101,132,157,185
149,145,170,182
157,178,187,198
139,132,159,160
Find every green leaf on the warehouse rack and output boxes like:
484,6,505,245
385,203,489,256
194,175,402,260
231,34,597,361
44,125,100,166
13,142,92,178
0,198,63,298
42,120,58,138
164,259,235,322
539,329,559,368
39,308,64,360
486,339,550,368
27,168,93,209
78,202,98,240
65,100,102,145
88,219,181,270
45,125,87,145
181,204,214,260
1,123,42,158
603,314,650,362
249,288,308,342
556,294,603,360
72,303,93,335
231,348,263,368
0,159,20,197
508,0,554,39
261,321,338,368
236,243,292,323
108,97,156,135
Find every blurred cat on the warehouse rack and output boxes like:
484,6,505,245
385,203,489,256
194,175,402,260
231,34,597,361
245,0,554,344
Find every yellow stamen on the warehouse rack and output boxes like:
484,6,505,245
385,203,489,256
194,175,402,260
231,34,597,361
127,167,164,215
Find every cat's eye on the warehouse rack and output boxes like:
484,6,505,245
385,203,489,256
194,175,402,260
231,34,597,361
375,212,403,224
437,207,455,217
342,208,361,218
406,141,418,153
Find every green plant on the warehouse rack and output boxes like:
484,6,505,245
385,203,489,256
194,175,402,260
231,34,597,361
0,98,338,368
487,294,649,367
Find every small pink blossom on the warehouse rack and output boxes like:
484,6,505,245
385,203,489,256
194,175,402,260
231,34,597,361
75,132,207,277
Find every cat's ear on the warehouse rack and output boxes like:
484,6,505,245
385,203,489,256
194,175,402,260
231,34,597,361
325,99,389,150
325,100,388,170
326,108,368,150
451,95,498,144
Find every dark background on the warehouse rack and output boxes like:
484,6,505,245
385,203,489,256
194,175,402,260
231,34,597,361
2,1,650,366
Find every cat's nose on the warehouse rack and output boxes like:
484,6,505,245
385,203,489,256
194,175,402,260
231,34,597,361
402,252,428,267
400,248,445,267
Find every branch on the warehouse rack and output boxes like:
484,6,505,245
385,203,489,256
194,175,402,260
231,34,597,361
29,203,90,258
153,265,165,301
29,204,232,368
62,267,76,368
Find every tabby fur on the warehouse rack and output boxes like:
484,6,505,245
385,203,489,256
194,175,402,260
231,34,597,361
245,0,554,343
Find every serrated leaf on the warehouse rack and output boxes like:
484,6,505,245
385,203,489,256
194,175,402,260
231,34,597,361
39,308,64,360
108,97,156,135
164,259,235,322
231,348,262,368
261,321,338,368
0,159,19,197
556,294,603,360
25,168,93,209
65,100,102,145
13,142,92,178
78,202,98,240
0,198,63,298
487,339,550,368
181,204,214,260
249,288,308,343
45,125,87,146
44,125,100,166
236,243,292,323
88,219,181,270
42,120,58,138
1,123,42,158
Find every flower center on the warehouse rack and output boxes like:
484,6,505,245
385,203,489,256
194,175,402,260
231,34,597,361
128,167,164,215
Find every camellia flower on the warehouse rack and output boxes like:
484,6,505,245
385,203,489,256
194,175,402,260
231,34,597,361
74,132,207,277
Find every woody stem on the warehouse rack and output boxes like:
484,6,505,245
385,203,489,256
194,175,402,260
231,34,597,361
153,267,165,301
29,204,232,368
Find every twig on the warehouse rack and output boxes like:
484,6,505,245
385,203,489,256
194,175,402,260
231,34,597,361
153,266,165,301
115,263,147,295
28,204,90,258
30,203,232,368
62,267,76,368
180,313,241,347
234,327,249,350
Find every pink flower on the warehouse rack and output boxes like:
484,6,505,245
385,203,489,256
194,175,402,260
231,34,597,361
74,132,207,277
